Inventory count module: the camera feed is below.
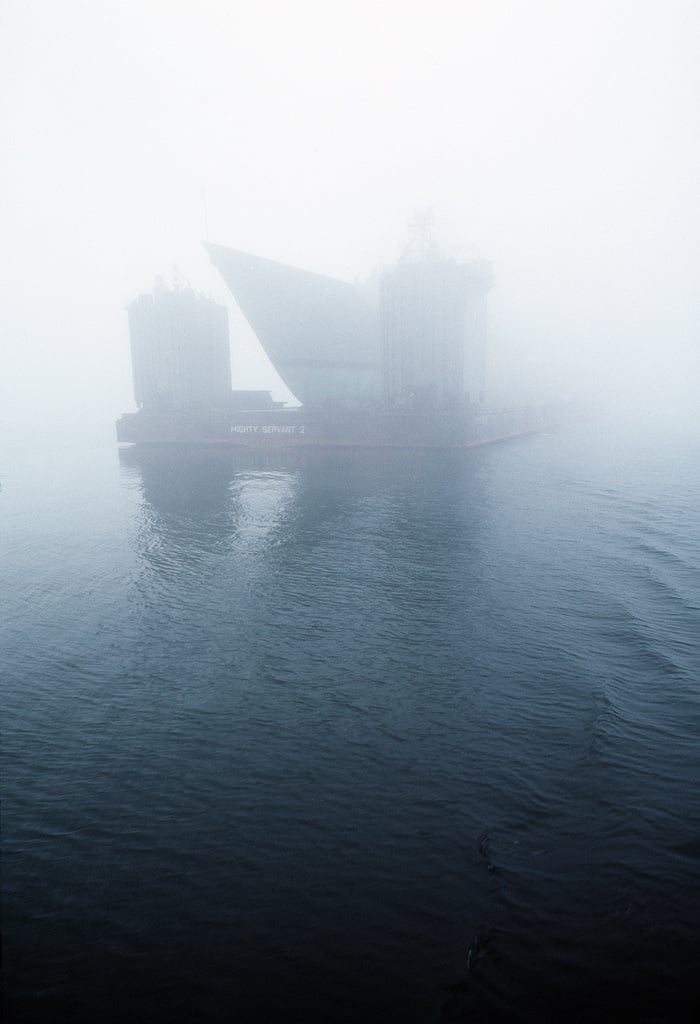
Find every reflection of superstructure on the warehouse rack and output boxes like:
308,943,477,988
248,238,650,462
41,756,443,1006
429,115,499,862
127,284,231,413
117,228,552,448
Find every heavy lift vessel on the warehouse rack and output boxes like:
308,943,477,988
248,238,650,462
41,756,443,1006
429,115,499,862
116,223,552,449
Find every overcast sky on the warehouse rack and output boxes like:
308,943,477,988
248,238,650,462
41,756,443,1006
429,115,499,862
2,0,698,443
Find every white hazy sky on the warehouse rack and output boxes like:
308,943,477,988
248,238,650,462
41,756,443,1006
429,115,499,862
1,0,698,442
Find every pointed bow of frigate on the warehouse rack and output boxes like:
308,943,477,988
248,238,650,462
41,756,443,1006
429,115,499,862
205,242,381,409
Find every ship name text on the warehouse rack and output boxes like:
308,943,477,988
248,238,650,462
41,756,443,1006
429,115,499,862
230,424,305,435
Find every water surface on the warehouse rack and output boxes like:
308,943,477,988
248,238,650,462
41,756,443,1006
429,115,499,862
3,424,700,1021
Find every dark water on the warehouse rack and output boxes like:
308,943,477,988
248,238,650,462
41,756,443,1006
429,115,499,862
3,424,700,1022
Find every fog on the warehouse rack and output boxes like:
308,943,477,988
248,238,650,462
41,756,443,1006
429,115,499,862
4,8,700,1018
2,0,698,447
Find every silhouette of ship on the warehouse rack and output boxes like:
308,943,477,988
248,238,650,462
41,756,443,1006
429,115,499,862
117,222,552,448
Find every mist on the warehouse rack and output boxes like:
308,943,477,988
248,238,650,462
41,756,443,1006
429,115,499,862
1,0,698,448
5,7,700,1021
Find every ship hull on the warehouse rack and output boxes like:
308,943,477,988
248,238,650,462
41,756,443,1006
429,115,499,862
116,406,551,450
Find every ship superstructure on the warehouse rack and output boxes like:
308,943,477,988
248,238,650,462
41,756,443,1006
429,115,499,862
127,282,231,414
380,256,492,410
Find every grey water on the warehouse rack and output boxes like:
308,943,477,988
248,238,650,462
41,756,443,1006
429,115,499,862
2,423,700,1023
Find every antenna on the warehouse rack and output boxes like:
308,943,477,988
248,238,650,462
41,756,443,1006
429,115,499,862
172,264,192,290
399,207,438,262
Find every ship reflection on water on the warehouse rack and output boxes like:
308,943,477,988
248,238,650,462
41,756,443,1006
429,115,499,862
117,442,493,558
120,445,300,557
114,442,504,1023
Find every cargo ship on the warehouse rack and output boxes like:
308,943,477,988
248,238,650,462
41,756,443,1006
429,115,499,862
116,226,553,449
